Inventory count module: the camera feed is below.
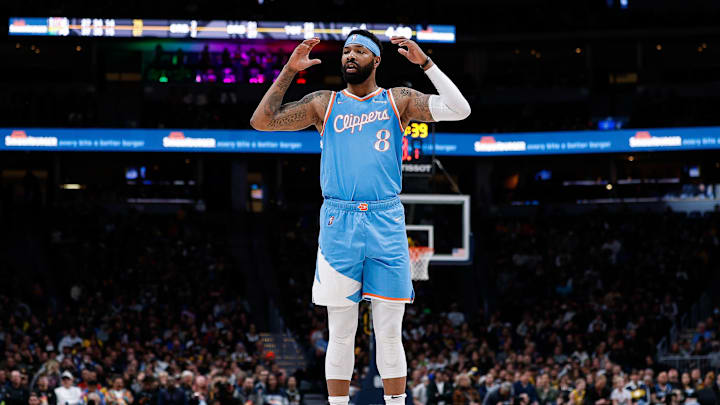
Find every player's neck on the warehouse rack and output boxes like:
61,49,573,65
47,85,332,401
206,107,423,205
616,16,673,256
345,80,379,99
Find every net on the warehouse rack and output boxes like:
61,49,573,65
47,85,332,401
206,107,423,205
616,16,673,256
409,246,434,281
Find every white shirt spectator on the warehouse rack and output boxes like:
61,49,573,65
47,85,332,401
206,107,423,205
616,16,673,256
611,387,631,405
58,334,83,352
55,385,83,405
413,378,429,405
447,311,465,328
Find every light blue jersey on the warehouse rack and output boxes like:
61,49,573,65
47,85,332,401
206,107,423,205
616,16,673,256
312,87,414,307
320,87,404,201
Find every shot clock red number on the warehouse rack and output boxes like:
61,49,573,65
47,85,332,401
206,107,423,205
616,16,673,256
402,122,429,161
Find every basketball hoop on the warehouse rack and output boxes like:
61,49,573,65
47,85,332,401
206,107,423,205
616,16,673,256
409,246,434,281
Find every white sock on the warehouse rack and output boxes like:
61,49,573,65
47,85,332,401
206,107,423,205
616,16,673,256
384,393,407,405
328,396,349,405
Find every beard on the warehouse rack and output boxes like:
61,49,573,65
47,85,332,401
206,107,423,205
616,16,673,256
342,60,374,84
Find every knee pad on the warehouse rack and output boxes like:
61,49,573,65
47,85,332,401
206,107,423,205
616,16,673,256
372,300,407,379
325,304,359,380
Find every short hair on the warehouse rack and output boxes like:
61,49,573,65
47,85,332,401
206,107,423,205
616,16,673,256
346,29,383,56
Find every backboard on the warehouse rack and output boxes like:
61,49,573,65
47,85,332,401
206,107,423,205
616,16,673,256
400,193,471,264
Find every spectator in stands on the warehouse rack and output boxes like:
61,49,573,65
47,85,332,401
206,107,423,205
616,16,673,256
691,323,712,347
452,373,481,405
651,372,672,405
694,372,715,405
447,303,466,328
569,379,586,405
7,371,30,405
235,377,257,405
35,376,57,405
107,377,133,405
536,374,559,405
429,371,454,405
679,373,695,398
483,382,512,405
81,373,107,405
30,392,42,405
667,370,679,389
610,376,630,405
690,370,702,389
156,372,171,405
55,371,82,405
135,376,158,405
412,375,430,405
253,370,268,398
513,372,539,405
179,371,194,405
477,374,496,402
57,330,83,353
585,375,611,405
261,374,287,405
284,377,300,405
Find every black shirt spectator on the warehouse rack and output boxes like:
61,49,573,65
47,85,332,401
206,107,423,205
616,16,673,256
584,376,611,405
34,376,57,405
6,371,30,405
428,372,454,405
483,383,513,405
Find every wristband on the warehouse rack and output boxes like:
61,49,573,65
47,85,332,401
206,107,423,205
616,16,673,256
420,56,431,69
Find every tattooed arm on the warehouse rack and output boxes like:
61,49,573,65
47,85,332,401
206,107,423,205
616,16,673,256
250,38,331,133
391,87,435,129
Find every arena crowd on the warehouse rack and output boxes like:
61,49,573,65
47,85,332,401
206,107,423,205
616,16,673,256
2,206,720,405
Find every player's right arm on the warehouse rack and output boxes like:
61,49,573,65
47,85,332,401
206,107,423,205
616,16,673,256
250,38,330,132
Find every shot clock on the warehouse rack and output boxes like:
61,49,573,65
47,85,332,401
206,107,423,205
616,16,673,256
402,121,434,177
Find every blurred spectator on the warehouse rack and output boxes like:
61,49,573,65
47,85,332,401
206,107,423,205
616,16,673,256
58,330,83,353
30,392,42,405
609,376,630,405
513,372,538,405
178,371,194,405
482,382,512,405
235,378,257,405
694,372,715,405
536,374,558,405
679,373,695,398
55,372,82,405
651,372,672,405
452,373,481,405
261,374,287,405
429,372,454,405
106,377,133,405
190,376,208,405
691,323,712,347
412,373,430,405
35,376,57,405
569,379,586,405
7,371,30,405
135,376,157,405
284,377,301,405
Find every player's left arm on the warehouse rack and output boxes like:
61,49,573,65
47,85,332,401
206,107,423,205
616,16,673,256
390,36,471,128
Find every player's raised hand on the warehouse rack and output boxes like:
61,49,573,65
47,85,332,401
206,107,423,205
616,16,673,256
286,37,322,73
391,36,428,65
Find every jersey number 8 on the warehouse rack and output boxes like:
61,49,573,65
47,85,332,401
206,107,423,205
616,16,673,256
374,129,391,152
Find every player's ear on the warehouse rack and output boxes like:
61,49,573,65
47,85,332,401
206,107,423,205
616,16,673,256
374,55,381,69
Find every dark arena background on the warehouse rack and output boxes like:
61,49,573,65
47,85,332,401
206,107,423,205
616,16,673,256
3,1,720,405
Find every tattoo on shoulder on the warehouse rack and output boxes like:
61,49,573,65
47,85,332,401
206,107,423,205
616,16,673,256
266,91,330,129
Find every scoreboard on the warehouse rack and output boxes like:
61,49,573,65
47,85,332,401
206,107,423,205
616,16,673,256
402,122,434,176
8,17,456,43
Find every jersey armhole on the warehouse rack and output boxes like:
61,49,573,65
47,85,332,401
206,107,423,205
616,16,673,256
386,89,405,132
320,92,337,137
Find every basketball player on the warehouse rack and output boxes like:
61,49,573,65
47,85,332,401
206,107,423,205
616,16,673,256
251,30,470,405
